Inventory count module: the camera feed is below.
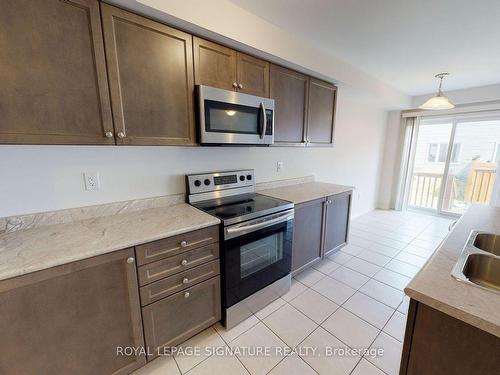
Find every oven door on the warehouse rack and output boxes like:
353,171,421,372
197,85,274,145
222,209,294,308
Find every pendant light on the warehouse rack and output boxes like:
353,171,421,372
419,73,455,110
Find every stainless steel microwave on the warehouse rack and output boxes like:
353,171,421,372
196,85,274,146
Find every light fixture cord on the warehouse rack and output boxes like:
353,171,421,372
437,76,444,96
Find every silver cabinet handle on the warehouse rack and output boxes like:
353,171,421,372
105,131,113,138
183,278,189,284
126,257,135,264
117,131,125,139
180,240,188,248
232,82,238,88
181,259,188,266
238,83,243,89
184,292,190,298
327,200,332,204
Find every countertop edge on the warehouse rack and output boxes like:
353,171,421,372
0,209,220,282
404,287,500,338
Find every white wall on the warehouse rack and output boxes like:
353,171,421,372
0,86,388,218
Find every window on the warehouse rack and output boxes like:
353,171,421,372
427,143,460,163
427,143,438,162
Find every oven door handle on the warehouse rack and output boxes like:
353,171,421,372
225,211,294,239
259,102,266,139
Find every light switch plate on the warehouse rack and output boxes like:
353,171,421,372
277,161,284,172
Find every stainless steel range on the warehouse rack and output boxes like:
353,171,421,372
186,170,294,329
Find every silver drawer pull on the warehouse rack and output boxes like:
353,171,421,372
180,240,188,248
126,257,135,264
181,259,188,266
183,278,189,284
184,292,190,298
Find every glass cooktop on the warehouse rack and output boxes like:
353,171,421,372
191,193,293,226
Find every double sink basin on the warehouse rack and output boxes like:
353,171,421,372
451,231,500,293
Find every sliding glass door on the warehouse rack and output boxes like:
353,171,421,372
441,118,500,214
406,114,500,216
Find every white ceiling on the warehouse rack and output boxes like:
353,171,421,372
229,0,500,96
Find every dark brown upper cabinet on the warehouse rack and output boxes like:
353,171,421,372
236,52,270,97
193,37,270,97
306,78,337,145
0,0,114,145
193,37,237,91
270,64,309,144
101,4,195,145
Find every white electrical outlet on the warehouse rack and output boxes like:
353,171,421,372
277,161,284,172
83,172,100,191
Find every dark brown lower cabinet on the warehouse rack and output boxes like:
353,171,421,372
0,249,145,375
292,198,324,272
400,299,500,375
323,191,352,256
142,276,221,359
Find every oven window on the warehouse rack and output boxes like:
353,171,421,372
240,232,284,278
205,100,260,134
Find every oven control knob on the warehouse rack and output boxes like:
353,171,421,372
204,179,211,186
194,180,201,187
239,175,245,182
246,174,252,180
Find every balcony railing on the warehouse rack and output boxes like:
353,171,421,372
408,172,442,209
409,162,496,211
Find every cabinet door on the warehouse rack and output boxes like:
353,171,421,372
193,37,237,91
270,65,308,144
306,78,337,145
102,4,195,145
0,249,145,375
237,52,270,97
0,0,114,145
292,198,324,272
323,191,352,256
142,276,221,359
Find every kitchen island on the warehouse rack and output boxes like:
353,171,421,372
401,205,500,374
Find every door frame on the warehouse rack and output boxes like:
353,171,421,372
403,111,500,217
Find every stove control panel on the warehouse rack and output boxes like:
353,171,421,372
186,170,255,195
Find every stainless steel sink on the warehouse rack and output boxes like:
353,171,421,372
462,254,500,292
473,233,500,256
451,230,500,294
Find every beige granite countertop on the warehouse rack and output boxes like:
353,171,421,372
0,204,219,282
259,181,354,204
405,205,500,337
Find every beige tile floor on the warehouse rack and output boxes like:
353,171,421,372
133,209,453,375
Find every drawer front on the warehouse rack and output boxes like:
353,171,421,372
142,276,221,359
137,243,219,286
140,260,220,305
136,225,219,266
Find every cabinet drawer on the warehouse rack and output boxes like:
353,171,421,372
136,225,219,266
140,260,220,305
137,243,219,286
142,276,221,359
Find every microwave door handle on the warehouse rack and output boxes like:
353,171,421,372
259,102,266,139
